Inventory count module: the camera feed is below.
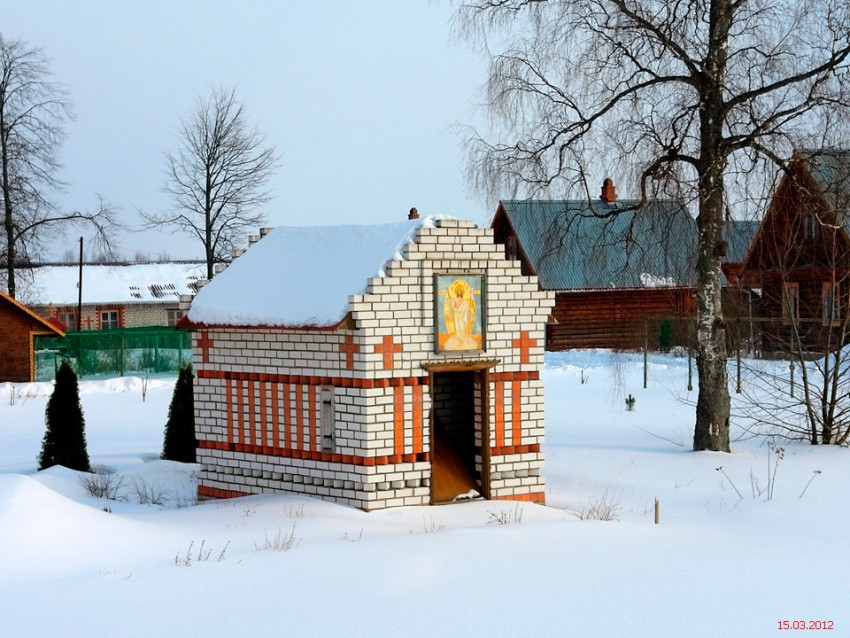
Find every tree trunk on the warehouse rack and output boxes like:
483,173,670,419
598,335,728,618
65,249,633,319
693,0,732,452
204,177,214,281
693,169,731,452
1,120,16,299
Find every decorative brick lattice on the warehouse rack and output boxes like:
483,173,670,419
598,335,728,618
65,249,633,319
512,331,537,364
197,331,214,364
339,335,359,370
374,335,402,370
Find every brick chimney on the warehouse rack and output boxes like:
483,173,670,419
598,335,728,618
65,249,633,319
408,207,419,220
600,178,617,203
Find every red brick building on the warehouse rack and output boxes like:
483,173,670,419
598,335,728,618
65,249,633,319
0,290,65,382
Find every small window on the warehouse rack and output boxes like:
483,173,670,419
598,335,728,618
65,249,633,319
320,386,335,452
783,283,799,322
823,283,840,325
803,215,817,240
100,310,120,330
58,311,77,331
166,308,183,326
505,236,518,261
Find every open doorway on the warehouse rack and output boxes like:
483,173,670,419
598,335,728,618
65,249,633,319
430,370,488,503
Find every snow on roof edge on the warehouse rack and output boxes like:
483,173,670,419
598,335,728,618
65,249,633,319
186,215,460,328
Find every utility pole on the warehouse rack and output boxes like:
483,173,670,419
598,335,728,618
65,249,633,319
77,237,83,332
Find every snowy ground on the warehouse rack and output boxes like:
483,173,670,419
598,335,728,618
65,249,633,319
1,352,846,637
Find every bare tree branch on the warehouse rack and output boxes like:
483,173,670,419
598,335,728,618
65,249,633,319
455,0,850,452
141,86,280,280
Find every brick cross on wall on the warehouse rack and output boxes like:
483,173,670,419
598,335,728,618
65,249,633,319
197,331,214,364
512,331,537,364
374,335,403,370
339,335,360,370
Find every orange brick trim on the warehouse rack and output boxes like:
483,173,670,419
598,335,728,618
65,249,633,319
296,384,305,451
247,380,256,447
197,369,429,387
492,492,545,504
489,444,541,456
259,382,268,447
308,385,318,452
234,379,244,445
198,439,430,466
198,485,250,500
225,380,234,443
197,331,214,363
393,385,404,456
494,380,505,448
490,371,539,382
282,382,292,449
339,335,360,370
512,380,522,447
512,331,537,364
412,384,423,454
271,382,280,448
374,335,403,370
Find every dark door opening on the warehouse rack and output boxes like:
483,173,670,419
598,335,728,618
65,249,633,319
431,370,484,503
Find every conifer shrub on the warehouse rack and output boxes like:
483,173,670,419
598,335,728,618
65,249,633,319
162,365,197,462
38,361,91,471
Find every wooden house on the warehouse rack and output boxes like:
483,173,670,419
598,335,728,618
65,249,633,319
492,181,699,350
737,149,850,353
181,217,554,510
0,289,65,382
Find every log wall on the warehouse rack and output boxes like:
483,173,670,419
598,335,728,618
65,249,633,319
547,288,695,351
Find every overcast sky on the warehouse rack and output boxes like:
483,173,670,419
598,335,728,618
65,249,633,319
5,1,490,261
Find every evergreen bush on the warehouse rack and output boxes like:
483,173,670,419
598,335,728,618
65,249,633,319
38,361,91,471
162,365,197,462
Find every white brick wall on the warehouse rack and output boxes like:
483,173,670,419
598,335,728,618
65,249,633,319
193,219,554,509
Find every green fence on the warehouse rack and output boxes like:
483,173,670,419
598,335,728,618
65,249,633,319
34,326,191,381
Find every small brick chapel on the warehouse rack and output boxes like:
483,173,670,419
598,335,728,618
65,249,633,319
182,215,554,510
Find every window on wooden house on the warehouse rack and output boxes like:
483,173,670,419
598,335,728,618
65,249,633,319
803,214,817,240
505,235,518,261
100,310,120,330
823,283,840,325
320,386,335,452
783,283,799,322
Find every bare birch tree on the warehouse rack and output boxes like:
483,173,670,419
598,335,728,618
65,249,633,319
0,34,116,299
146,86,279,280
455,0,850,452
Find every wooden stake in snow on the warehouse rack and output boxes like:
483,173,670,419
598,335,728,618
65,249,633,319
654,498,660,525
687,348,693,392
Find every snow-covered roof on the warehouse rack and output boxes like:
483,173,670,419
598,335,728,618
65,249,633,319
22,263,207,306
187,217,446,327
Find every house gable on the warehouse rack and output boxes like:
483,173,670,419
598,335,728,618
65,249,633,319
0,290,64,382
737,149,850,352
741,152,850,278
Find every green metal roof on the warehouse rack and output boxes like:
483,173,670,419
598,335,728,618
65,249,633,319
500,199,698,290
723,220,760,264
